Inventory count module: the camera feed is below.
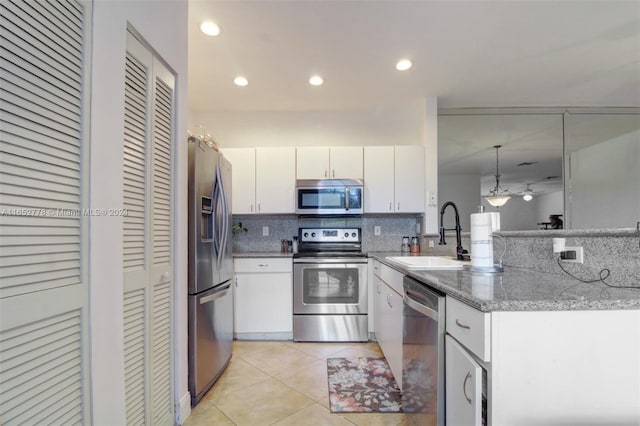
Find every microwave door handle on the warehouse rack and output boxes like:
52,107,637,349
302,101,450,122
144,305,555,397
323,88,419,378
345,186,350,211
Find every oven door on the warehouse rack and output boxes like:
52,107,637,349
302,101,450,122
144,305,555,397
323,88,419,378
293,258,367,314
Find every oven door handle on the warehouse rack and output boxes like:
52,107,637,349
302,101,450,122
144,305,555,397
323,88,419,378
404,293,439,321
293,258,367,264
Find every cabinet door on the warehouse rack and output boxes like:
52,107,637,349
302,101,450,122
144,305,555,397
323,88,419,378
376,281,403,390
446,335,484,426
394,145,425,213
256,147,296,213
386,287,404,390
330,146,363,179
296,146,330,179
222,148,256,214
234,272,293,333
364,146,395,213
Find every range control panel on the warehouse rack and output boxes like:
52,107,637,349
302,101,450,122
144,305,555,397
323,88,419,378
299,228,360,243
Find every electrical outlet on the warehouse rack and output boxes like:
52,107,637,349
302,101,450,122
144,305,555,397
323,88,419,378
560,246,583,263
262,226,269,236
374,226,381,236
428,240,435,248
427,191,437,206
416,222,421,234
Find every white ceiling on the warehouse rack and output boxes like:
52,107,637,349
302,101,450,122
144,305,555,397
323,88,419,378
188,0,640,112
187,1,640,198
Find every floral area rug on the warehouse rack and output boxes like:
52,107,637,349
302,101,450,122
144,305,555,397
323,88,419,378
327,357,402,413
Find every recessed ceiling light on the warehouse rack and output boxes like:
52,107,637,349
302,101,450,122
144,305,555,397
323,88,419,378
200,21,220,36
233,76,248,87
395,59,412,71
309,75,323,86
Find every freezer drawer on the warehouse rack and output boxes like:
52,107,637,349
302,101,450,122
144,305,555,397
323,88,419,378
188,282,233,405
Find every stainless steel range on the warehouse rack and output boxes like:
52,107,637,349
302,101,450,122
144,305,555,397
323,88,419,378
293,227,368,342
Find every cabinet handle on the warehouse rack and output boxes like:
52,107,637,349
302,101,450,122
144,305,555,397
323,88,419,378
376,282,381,294
389,202,392,211
387,293,392,308
258,203,261,212
455,319,471,330
235,277,238,287
324,170,327,178
258,264,268,267
250,204,254,212
332,169,335,178
463,372,473,404
397,202,400,211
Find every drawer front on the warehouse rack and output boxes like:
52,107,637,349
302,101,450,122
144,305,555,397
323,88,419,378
446,297,491,362
380,263,404,294
234,257,292,273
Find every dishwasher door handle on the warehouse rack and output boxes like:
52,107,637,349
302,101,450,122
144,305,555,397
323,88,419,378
404,294,439,321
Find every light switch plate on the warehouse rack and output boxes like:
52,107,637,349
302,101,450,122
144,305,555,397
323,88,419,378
262,226,269,236
374,226,381,236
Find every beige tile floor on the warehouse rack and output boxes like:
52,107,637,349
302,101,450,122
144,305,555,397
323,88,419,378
185,340,409,426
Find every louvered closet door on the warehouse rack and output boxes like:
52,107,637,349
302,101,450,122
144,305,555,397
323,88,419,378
122,32,175,426
0,0,90,425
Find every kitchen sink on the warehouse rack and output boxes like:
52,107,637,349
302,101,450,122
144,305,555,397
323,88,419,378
385,256,468,270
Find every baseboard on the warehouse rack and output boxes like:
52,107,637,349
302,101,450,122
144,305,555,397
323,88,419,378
234,332,293,340
176,391,191,425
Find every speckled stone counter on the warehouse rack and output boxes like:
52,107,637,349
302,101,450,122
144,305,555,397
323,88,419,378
233,252,294,258
368,252,640,312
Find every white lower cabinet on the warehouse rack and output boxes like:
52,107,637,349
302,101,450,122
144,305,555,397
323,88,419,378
233,258,292,339
446,335,485,426
373,262,404,390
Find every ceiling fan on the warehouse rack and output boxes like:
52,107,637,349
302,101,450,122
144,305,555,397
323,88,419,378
510,177,562,201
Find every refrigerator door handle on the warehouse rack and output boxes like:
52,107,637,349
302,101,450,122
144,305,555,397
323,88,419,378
198,283,232,304
214,166,225,270
212,169,222,260
219,168,230,264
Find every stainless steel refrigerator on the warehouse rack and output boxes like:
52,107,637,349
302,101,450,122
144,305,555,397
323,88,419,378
187,139,233,405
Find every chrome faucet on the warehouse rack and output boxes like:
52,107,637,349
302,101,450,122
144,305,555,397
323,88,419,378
439,201,469,261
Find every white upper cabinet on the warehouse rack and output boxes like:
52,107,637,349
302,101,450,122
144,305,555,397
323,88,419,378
256,147,296,213
222,147,295,214
221,147,256,214
394,145,425,213
364,145,425,213
364,146,395,212
296,146,363,179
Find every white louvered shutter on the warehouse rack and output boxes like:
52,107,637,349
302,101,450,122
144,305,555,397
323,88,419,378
0,0,90,425
123,33,152,425
122,32,174,426
150,59,174,426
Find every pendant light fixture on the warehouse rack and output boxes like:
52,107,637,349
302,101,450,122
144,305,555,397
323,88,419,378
485,145,511,207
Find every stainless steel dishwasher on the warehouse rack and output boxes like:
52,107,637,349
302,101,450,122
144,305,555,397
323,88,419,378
402,276,445,426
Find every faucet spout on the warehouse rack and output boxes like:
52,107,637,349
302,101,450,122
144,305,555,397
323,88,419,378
438,201,469,261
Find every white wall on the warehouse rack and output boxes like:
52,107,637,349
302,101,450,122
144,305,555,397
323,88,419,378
438,174,481,231
570,130,640,229
89,1,188,424
193,101,425,148
536,190,564,226
482,197,539,231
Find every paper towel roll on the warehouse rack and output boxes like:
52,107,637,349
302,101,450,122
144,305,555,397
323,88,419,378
471,212,494,268
488,212,501,232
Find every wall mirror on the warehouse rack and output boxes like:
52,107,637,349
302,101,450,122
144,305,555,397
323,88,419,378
438,108,639,231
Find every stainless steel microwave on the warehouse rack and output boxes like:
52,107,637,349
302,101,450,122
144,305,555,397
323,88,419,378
295,179,364,215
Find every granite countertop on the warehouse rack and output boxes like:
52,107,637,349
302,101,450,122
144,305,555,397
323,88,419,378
368,252,640,312
233,252,294,258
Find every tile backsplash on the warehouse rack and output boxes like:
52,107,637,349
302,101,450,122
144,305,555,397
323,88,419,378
231,214,420,253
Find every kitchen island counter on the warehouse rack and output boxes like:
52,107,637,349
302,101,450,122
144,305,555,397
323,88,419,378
368,252,640,312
